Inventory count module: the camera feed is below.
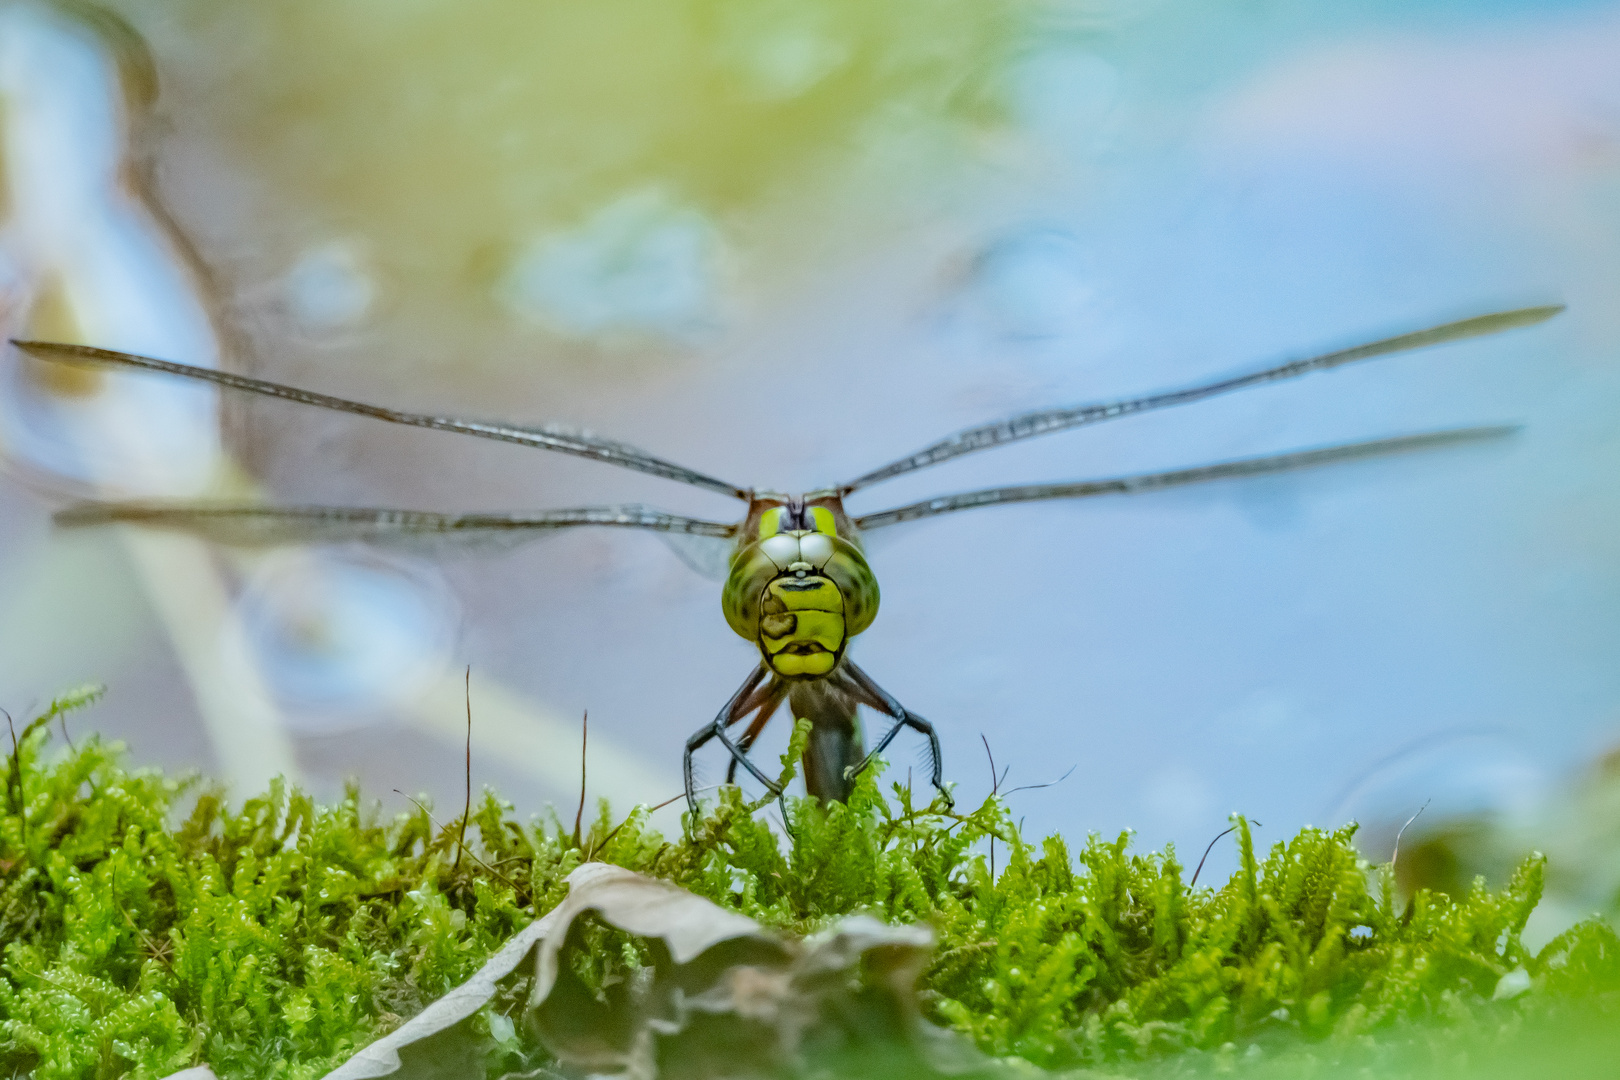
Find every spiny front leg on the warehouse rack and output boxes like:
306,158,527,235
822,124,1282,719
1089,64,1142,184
838,660,952,808
725,680,790,785
683,663,781,816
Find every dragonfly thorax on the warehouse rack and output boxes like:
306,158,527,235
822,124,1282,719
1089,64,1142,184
721,493,880,680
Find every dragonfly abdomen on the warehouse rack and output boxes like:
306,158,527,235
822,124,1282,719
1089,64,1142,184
788,677,864,803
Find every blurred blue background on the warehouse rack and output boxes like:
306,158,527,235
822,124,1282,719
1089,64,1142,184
0,0,1615,914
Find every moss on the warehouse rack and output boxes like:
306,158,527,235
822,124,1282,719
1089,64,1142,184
1,699,1617,1079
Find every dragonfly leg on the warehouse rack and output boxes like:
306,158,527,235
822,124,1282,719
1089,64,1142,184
725,680,789,784
684,664,781,815
839,660,952,809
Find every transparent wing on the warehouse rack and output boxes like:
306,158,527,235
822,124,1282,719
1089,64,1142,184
840,306,1561,494
13,340,749,500
55,501,738,551
656,530,739,581
853,426,1515,530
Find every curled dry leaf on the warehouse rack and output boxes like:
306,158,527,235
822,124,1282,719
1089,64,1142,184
319,904,563,1080
526,862,792,1074
534,862,770,990
320,862,986,1080
527,865,975,1079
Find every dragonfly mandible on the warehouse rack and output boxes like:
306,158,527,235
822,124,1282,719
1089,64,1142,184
13,304,1563,813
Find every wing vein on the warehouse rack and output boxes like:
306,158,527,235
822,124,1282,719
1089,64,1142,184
853,426,1517,530
840,305,1561,493
55,501,738,548
13,340,749,499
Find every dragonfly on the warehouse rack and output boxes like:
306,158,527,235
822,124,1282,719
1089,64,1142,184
13,304,1562,814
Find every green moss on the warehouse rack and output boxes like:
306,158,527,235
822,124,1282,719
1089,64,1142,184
1,701,1616,1079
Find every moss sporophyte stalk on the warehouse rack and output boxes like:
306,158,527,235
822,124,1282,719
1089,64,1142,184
1,692,1617,1080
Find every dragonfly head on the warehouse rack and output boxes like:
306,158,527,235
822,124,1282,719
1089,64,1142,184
722,492,879,679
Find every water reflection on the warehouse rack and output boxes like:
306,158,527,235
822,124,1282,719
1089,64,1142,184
959,228,1098,341
280,241,378,338
1327,731,1549,860
501,189,724,341
0,3,219,496
229,549,459,727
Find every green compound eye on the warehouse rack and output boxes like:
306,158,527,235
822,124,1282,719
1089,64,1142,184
809,506,837,536
758,507,786,538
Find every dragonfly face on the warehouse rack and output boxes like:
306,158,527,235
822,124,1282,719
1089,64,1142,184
722,493,879,679
11,304,1562,814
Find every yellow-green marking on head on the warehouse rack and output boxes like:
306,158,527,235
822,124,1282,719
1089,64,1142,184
723,495,879,679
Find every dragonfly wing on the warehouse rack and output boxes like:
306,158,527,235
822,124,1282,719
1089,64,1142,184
12,340,749,499
840,306,1561,493
655,530,738,581
853,426,1517,530
55,501,737,552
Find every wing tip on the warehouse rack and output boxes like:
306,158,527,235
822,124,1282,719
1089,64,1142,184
14,338,74,353
1446,422,1523,439
1375,424,1522,453
54,502,119,528
1446,304,1564,339
11,339,122,367
54,500,206,528
1502,303,1566,327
